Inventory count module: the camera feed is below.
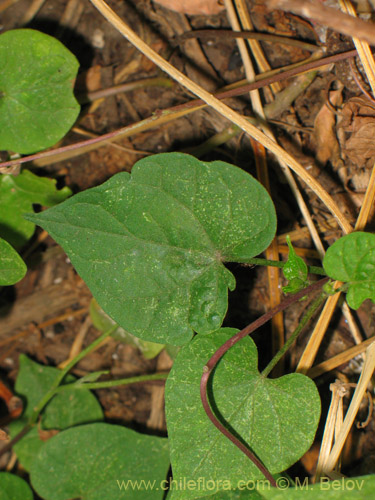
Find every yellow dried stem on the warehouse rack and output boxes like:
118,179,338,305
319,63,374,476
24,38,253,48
339,0,375,96
323,342,375,472
88,0,352,236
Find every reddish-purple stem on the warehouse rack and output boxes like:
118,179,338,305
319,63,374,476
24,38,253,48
200,277,329,488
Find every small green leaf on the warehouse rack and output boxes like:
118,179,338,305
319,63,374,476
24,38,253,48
25,153,277,345
0,29,80,154
0,237,26,285
261,474,375,499
0,472,33,500
9,355,103,471
90,298,164,359
165,329,320,499
0,169,71,249
282,236,308,294
323,232,375,309
30,423,170,500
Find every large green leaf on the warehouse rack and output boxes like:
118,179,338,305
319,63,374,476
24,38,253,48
25,153,276,345
10,355,103,471
261,474,375,499
90,298,165,359
323,232,375,309
165,329,320,499
0,472,33,500
0,237,26,285
30,423,170,500
0,29,79,154
0,169,71,249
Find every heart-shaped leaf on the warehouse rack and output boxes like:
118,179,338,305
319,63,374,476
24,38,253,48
323,232,375,309
26,153,276,345
0,238,26,285
0,472,33,500
0,29,79,154
165,329,320,499
90,298,165,359
10,355,103,471
30,423,170,500
0,169,71,249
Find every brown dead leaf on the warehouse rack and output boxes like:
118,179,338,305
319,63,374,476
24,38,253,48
38,427,60,442
314,88,343,167
340,97,375,168
153,0,225,16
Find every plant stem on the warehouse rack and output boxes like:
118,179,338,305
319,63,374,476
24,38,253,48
239,257,326,276
261,291,327,377
29,325,117,425
200,277,329,488
0,49,357,172
54,372,169,392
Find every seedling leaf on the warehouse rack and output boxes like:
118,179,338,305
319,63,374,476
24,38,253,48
0,472,33,500
323,232,375,309
0,29,80,154
30,423,170,500
9,355,103,471
26,153,277,345
0,238,26,285
165,329,320,499
282,236,308,294
0,169,71,249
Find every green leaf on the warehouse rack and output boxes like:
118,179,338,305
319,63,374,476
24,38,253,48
0,237,26,285
0,29,80,154
9,354,103,471
90,298,164,359
30,423,170,500
282,236,308,294
261,474,375,499
323,232,375,309
0,169,71,249
165,329,320,499
25,153,277,345
0,472,33,500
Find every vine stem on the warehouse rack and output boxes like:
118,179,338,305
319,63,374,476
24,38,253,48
0,49,356,173
238,257,326,276
200,277,329,488
54,372,169,393
0,328,168,460
261,291,326,377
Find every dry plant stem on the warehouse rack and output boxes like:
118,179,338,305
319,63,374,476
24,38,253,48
0,0,19,14
323,342,375,472
77,77,174,104
298,160,375,374
179,29,318,53
232,0,282,96
229,0,325,265
0,49,357,172
339,0,375,96
267,0,375,47
58,315,92,369
314,380,348,482
261,291,326,377
88,0,356,234
20,0,46,25
308,334,375,379
225,0,283,369
200,278,329,486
